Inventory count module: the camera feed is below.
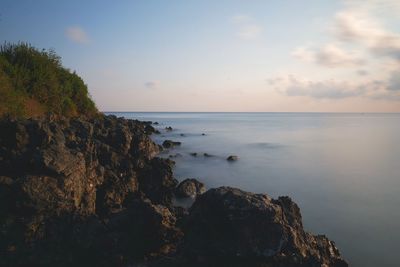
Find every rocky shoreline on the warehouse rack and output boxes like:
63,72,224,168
0,114,348,266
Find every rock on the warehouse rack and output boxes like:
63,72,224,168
169,153,182,158
175,179,206,198
180,133,185,137
165,126,173,131
182,187,348,267
203,153,213,157
139,158,178,205
153,122,159,125
162,140,181,149
189,153,197,157
0,115,178,266
0,115,348,267
227,155,238,161
201,133,206,136
106,196,183,259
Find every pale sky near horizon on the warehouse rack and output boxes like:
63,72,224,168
1,0,400,112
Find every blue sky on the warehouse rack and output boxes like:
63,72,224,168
1,0,399,111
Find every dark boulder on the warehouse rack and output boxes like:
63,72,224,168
139,158,178,205
182,187,348,267
162,140,181,149
169,153,182,158
175,179,206,198
227,155,238,161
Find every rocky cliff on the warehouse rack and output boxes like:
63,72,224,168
0,115,348,267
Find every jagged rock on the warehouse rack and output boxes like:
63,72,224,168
175,179,206,198
105,196,183,259
165,126,173,131
162,140,181,149
0,115,178,266
227,155,238,161
139,158,178,205
182,187,348,267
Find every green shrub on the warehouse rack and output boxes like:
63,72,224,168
0,42,98,118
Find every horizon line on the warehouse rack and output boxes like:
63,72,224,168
102,111,400,114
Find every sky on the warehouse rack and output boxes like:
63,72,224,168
1,0,400,112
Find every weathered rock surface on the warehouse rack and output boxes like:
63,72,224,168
0,115,348,267
175,178,206,198
182,187,348,267
0,115,179,266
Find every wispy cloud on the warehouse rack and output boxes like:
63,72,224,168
268,74,400,101
273,75,367,99
285,0,400,102
144,81,159,89
232,14,262,40
334,9,400,61
65,26,90,44
292,44,365,67
387,70,400,91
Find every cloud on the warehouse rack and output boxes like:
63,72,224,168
282,1,400,102
232,15,262,40
334,10,400,61
283,76,367,99
342,0,400,15
268,75,400,101
387,71,400,91
292,44,365,67
65,26,90,44
357,69,369,76
144,81,159,89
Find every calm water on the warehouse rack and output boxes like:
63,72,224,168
107,112,400,267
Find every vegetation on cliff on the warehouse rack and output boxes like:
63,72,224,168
0,42,97,118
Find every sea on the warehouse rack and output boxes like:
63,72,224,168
106,112,400,267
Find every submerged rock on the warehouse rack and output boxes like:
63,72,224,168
190,152,197,157
227,155,239,161
169,153,182,158
175,179,206,198
182,187,348,267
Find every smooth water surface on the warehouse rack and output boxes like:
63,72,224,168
107,112,400,267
